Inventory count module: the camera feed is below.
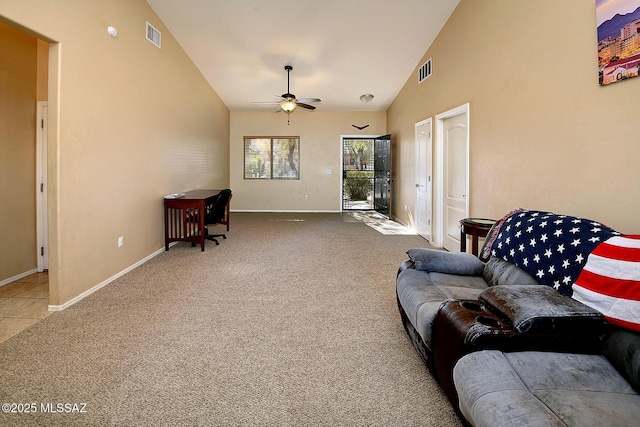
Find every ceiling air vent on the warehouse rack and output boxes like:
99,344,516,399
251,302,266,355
418,58,432,83
146,21,161,48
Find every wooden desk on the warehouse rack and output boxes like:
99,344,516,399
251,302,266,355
164,189,228,251
460,218,495,256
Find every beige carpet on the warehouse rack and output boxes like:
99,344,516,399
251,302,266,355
0,213,462,426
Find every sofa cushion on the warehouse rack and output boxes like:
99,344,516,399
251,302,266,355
428,272,489,295
482,257,539,287
478,285,605,334
406,248,484,276
396,269,437,325
416,301,446,350
453,350,640,427
396,268,487,348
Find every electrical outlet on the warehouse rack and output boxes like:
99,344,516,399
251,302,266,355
118,236,124,248
304,194,309,200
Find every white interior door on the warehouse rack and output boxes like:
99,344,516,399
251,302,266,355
37,102,48,271
415,119,432,241
434,104,469,252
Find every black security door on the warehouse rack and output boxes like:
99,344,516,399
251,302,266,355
373,135,392,217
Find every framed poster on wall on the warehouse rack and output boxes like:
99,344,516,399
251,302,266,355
597,0,640,85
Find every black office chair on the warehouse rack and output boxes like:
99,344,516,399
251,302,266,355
204,189,232,245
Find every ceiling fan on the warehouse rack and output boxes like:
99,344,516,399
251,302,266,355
254,65,321,124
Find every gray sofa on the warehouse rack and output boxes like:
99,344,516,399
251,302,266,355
396,209,640,426
396,250,540,366
453,328,640,426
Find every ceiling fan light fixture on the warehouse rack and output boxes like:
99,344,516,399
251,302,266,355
280,100,297,113
360,93,374,103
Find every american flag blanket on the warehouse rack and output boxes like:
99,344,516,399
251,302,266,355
485,209,640,331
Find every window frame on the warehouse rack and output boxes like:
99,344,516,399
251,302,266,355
243,136,300,180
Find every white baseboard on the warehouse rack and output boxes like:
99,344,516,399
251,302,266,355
48,245,172,312
0,268,39,287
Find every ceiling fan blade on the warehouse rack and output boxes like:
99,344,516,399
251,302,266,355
296,103,316,110
257,67,321,116
252,95,286,105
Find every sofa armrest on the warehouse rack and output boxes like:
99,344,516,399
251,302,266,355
604,328,640,393
396,259,415,278
479,285,607,335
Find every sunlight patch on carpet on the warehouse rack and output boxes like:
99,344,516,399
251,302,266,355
346,211,416,235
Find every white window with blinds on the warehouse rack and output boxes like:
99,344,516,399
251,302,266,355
244,137,300,179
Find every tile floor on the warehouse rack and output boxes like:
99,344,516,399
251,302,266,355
0,272,51,344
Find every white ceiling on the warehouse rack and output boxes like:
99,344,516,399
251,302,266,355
146,0,460,112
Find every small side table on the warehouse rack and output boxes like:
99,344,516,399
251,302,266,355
460,218,495,256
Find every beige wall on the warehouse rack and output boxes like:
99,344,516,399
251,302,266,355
36,39,48,101
230,111,386,211
388,0,640,234
5,0,636,305
0,0,230,305
0,21,37,280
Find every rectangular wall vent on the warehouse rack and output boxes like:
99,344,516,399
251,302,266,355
146,21,161,48
418,58,432,83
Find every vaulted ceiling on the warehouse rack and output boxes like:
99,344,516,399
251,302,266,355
147,0,460,112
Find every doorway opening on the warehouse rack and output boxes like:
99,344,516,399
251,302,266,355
342,137,375,211
341,134,392,217
0,22,54,320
